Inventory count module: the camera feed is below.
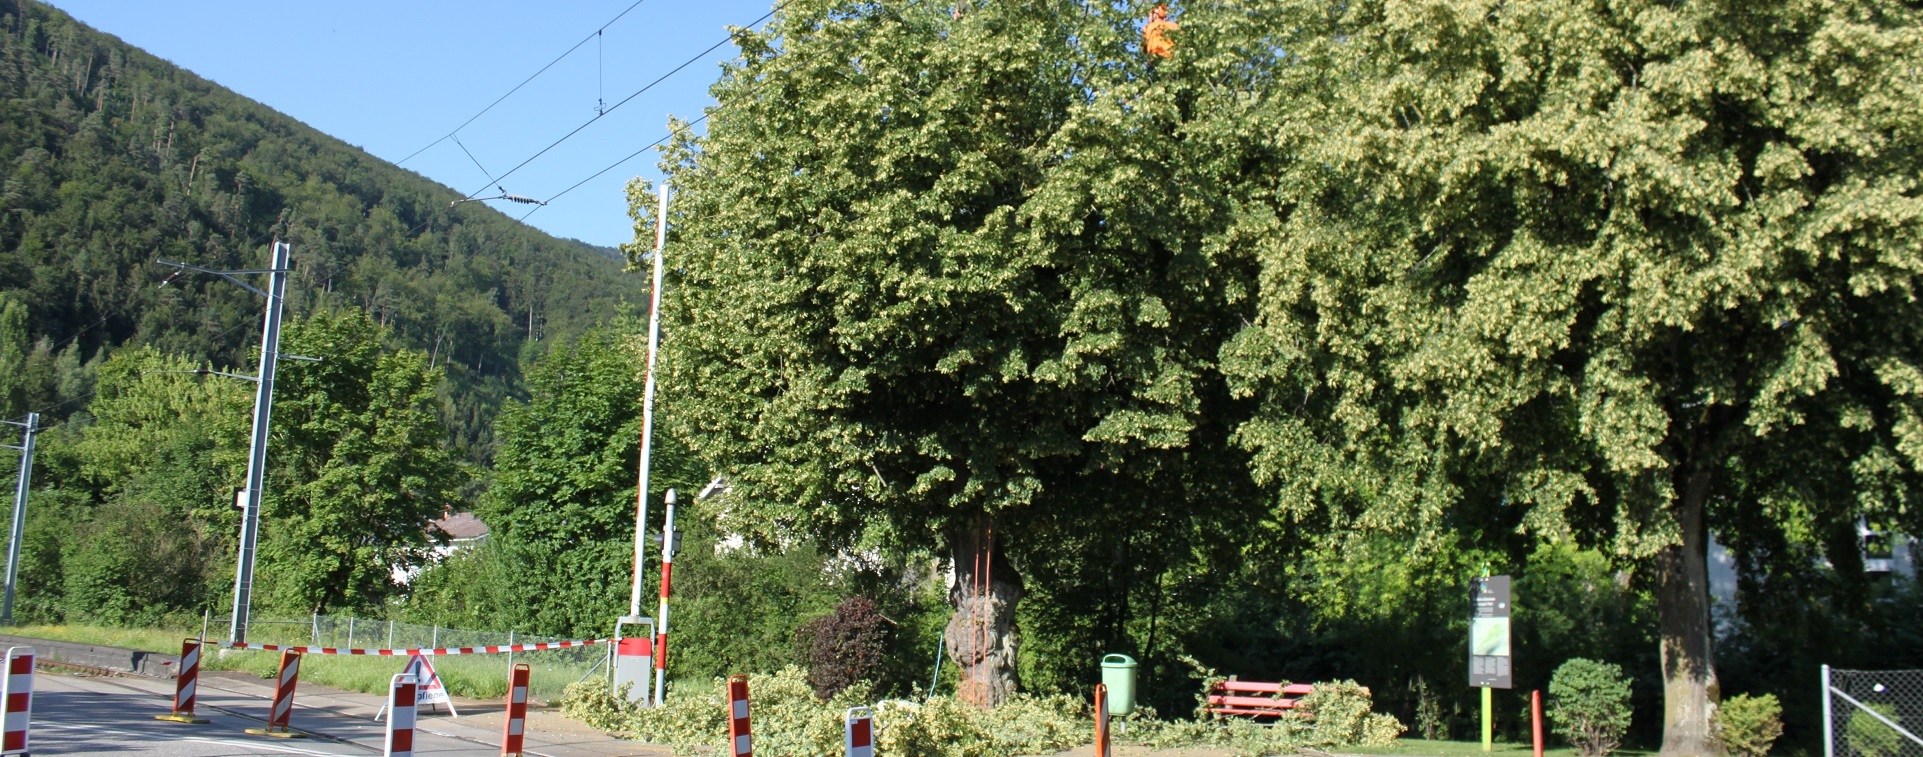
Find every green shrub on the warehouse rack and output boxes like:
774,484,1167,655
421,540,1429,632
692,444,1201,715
1848,703,1906,757
1716,693,1783,757
1548,658,1633,757
1298,680,1407,748
559,668,1409,757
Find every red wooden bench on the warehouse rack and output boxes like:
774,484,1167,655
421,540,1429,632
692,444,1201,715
1206,677,1317,719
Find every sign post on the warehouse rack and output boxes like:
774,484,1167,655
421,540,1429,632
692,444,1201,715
1470,575,1513,751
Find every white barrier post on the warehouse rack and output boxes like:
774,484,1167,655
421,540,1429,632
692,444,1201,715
385,673,417,757
845,706,874,757
1,646,32,756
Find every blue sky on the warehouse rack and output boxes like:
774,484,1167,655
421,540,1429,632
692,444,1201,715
47,0,776,248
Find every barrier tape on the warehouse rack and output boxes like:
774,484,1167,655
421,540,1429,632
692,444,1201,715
216,639,607,656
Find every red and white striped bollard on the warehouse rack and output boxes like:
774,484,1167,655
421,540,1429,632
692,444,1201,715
385,673,417,757
501,663,531,756
1094,682,1110,757
156,637,209,723
1,646,31,756
246,649,305,738
845,705,874,757
727,675,752,757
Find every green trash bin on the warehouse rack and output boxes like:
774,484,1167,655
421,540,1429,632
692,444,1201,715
1101,653,1138,717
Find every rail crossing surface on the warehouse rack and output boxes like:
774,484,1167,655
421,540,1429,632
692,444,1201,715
32,666,665,756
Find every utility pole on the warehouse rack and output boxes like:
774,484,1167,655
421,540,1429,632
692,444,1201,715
157,241,290,644
231,241,288,645
1,412,38,625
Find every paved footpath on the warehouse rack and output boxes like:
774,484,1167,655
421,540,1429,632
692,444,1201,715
32,667,671,756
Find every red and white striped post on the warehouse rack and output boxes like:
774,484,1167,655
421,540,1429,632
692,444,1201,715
1,646,32,756
246,649,306,738
156,638,210,724
501,663,531,756
845,706,874,757
727,675,752,757
654,489,677,705
384,673,417,757
1093,682,1110,757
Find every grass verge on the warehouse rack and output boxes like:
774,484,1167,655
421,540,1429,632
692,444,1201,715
2,624,597,702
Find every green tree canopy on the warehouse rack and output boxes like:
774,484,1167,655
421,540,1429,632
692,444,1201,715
656,0,1262,705
1209,0,1923,752
255,309,463,616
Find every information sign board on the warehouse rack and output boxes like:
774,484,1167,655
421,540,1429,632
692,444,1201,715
1470,575,1512,689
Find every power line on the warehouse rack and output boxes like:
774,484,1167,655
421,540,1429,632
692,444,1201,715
519,0,942,222
394,0,657,166
459,1,791,203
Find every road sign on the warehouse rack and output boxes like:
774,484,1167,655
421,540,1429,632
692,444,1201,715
1470,575,1512,689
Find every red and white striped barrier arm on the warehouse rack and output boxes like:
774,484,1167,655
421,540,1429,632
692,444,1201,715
501,663,530,756
215,638,607,656
845,706,874,757
1,647,31,756
267,650,301,731
384,673,417,757
173,638,200,715
727,675,752,757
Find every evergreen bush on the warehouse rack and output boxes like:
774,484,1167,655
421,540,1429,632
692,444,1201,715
1715,693,1782,757
1548,658,1633,757
1848,703,1906,757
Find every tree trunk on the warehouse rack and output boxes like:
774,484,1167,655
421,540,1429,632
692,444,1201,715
947,525,1021,708
1656,464,1722,757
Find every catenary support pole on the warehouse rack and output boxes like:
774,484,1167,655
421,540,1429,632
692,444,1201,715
1,412,38,624
655,489,677,705
629,184,670,618
230,241,289,644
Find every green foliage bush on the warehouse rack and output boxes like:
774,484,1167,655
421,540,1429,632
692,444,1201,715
561,666,1405,757
1549,658,1634,757
1848,703,1906,757
1716,693,1783,757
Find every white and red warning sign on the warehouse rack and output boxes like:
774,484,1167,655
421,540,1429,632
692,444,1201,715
398,655,457,716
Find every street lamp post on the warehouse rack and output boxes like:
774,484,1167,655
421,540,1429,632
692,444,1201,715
157,241,290,644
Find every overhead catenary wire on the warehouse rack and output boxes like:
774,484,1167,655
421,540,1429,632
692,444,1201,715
394,0,658,166
517,0,941,223
458,1,792,204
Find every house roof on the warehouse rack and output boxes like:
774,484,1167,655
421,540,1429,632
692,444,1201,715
434,512,491,541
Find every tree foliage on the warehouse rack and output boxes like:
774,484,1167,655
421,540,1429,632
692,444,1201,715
254,309,463,616
0,0,637,460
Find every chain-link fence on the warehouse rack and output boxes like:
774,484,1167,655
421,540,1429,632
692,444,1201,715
210,615,607,704
1825,666,1923,757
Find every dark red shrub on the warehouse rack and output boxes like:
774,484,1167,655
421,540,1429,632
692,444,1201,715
796,596,890,699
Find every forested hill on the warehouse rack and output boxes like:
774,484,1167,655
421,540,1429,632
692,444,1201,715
0,0,641,458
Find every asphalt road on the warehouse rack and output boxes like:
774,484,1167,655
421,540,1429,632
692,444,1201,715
33,671,500,755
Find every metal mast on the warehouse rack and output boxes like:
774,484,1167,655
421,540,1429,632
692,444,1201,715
1,412,39,624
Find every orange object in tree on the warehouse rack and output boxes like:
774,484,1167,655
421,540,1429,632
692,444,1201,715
1144,4,1178,59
